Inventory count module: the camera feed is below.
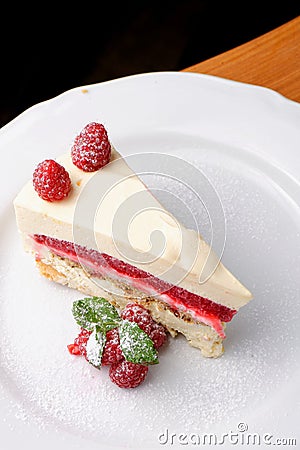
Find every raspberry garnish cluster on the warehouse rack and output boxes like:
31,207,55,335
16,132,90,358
32,122,111,201
68,297,167,388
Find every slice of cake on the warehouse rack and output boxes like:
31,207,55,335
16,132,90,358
14,122,252,358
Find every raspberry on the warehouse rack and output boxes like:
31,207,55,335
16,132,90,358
33,159,71,202
121,303,154,336
101,328,124,366
109,360,148,388
121,303,167,349
67,343,81,355
71,122,111,172
149,323,167,350
73,328,92,358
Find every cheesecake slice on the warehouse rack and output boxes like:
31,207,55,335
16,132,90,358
14,126,252,358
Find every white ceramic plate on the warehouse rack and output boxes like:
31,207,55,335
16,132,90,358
1,72,300,450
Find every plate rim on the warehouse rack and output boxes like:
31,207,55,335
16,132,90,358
1,70,299,137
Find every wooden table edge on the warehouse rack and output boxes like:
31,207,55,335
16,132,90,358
183,16,300,103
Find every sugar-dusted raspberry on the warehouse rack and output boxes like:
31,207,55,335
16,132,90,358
33,159,71,202
121,303,153,336
73,328,92,358
149,323,167,350
121,303,167,349
79,122,108,142
71,122,111,172
101,328,124,366
109,360,148,388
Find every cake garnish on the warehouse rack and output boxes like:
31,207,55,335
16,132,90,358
68,297,167,388
109,361,149,389
119,320,159,365
32,159,71,201
101,328,124,366
85,326,107,368
71,122,111,172
72,296,121,332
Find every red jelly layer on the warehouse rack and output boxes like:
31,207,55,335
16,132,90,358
33,234,237,338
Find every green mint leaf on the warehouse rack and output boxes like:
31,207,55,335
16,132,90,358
72,297,121,332
119,320,159,365
86,326,106,368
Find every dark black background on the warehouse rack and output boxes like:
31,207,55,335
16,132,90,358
1,1,299,128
